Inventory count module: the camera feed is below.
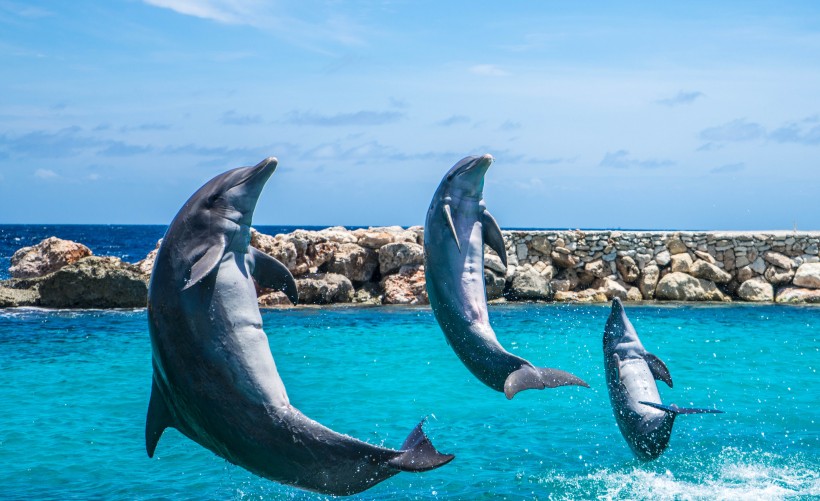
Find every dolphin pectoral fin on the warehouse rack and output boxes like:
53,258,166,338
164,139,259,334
387,420,455,472
644,352,673,388
443,204,460,252
503,365,590,400
481,209,507,267
639,401,724,415
146,379,174,458
249,247,299,305
183,238,226,291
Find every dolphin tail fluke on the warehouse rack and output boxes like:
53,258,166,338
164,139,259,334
146,379,174,457
639,401,724,415
504,365,590,400
387,420,455,472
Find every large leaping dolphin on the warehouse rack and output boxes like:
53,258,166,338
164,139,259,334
146,157,453,495
603,298,723,460
424,154,589,399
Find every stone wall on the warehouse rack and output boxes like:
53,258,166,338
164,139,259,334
3,228,820,309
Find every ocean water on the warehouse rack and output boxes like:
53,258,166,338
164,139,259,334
1,303,818,500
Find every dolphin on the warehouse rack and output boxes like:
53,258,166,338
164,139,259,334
424,154,589,399
146,157,453,496
603,298,723,461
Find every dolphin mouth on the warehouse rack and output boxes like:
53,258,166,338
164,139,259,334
236,157,278,188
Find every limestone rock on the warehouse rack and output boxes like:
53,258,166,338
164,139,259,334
37,256,148,308
763,251,792,270
639,265,660,300
382,264,428,305
530,234,552,255
655,250,671,267
627,286,643,302
484,253,507,275
655,272,727,302
510,265,551,300
551,248,577,268
550,268,580,293
326,243,378,283
763,266,794,285
296,273,354,304
793,263,820,289
9,237,92,279
257,291,292,308
689,260,732,284
0,286,39,307
666,237,688,255
585,259,608,279
616,255,640,283
136,239,161,277
356,230,394,249
775,286,820,304
592,277,628,300
378,242,424,276
694,250,716,264
737,266,754,283
670,253,693,273
485,269,506,300
737,277,774,302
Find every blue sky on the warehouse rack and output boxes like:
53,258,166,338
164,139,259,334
1,1,819,229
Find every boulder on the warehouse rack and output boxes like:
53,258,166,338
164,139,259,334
750,257,767,275
356,230,394,249
378,242,424,276
509,265,551,300
530,234,551,255
382,264,428,305
136,239,162,277
296,273,354,304
554,289,607,303
694,250,716,264
616,255,639,283
737,277,774,302
485,269,506,300
666,237,688,255
484,253,507,275
251,230,300,274
793,263,820,289
257,291,292,308
585,259,608,279
326,243,378,283
592,277,628,300
688,260,732,283
551,248,577,269
37,256,148,308
626,286,643,302
736,265,754,283
655,272,727,301
655,250,671,267
0,286,39,307
763,251,792,270
639,265,660,300
775,286,820,304
9,237,92,278
670,253,693,273
550,268,580,293
763,266,794,285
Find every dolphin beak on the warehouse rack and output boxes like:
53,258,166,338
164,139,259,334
473,154,494,175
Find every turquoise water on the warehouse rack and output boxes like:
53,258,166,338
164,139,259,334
0,303,817,500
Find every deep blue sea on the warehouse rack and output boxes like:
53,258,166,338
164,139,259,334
1,226,819,500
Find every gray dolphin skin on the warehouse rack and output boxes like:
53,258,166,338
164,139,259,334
424,154,589,399
603,298,723,460
146,157,454,496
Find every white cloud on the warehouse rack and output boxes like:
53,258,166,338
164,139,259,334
470,64,508,77
34,168,59,180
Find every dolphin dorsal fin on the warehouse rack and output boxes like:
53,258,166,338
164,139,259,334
146,379,175,457
481,209,507,267
644,352,673,388
442,204,460,252
183,237,226,291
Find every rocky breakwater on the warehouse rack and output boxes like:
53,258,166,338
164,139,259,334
3,228,820,309
500,230,820,304
0,237,148,308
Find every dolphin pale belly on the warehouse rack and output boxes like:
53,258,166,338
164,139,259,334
603,298,722,461
146,157,453,495
424,154,589,399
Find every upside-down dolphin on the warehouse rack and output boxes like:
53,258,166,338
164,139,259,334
603,298,723,460
146,157,453,495
424,154,589,399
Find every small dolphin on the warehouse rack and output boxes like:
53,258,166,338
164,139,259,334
146,157,453,496
424,154,589,399
603,298,723,460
